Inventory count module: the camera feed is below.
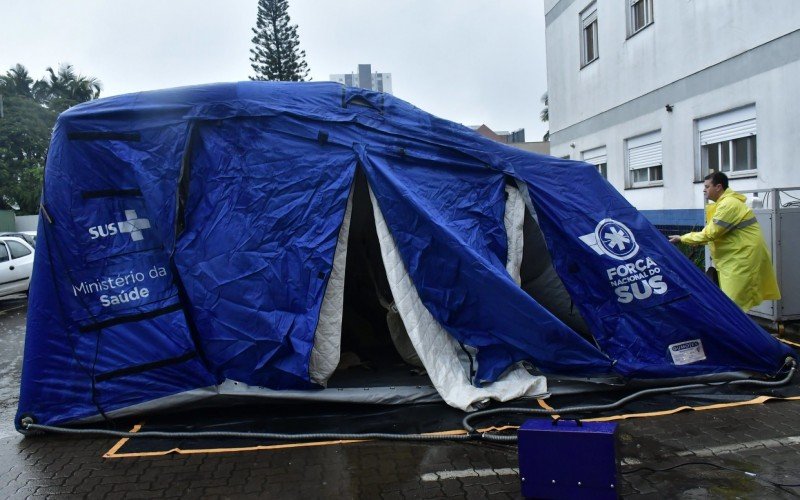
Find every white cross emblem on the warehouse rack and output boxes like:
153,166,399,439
118,210,151,241
603,226,631,251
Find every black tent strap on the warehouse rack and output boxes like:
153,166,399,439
175,122,197,238
67,131,141,141
78,303,183,333
82,189,142,199
95,351,198,383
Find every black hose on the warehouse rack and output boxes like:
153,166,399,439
22,424,471,442
463,360,797,443
21,359,796,444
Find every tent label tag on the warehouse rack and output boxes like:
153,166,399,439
668,339,706,365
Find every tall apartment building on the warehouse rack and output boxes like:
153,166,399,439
544,0,800,229
330,64,393,94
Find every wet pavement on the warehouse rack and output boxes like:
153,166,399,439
1,297,800,499
0,297,26,442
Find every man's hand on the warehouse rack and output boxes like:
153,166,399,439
668,235,682,244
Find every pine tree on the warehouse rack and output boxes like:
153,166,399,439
249,0,309,81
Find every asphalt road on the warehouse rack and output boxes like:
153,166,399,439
1,297,800,499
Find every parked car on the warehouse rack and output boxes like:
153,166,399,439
0,231,36,248
0,236,35,298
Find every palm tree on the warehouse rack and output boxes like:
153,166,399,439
35,64,102,112
539,92,549,123
540,92,549,141
0,64,34,97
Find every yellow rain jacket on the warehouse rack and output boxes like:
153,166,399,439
681,188,780,311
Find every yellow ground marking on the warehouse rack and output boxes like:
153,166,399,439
103,423,143,458
536,398,559,419
582,395,800,422
104,423,521,458
779,338,800,348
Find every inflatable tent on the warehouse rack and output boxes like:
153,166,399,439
16,82,793,428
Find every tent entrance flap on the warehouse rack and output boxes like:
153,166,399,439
363,160,550,411
325,169,431,392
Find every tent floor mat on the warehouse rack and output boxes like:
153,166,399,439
326,362,432,388
102,372,800,458
212,362,441,406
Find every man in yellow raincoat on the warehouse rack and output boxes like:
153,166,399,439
669,172,780,311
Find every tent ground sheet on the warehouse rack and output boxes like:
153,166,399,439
104,366,800,457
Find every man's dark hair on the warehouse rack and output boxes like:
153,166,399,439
704,171,729,190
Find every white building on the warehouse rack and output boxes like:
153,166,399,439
544,0,800,228
330,64,393,95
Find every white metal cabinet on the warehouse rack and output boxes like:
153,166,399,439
742,188,800,322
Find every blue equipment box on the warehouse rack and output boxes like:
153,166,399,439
518,418,619,499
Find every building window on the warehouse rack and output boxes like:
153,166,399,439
580,3,599,67
698,105,757,178
582,146,608,179
626,130,663,188
627,0,653,37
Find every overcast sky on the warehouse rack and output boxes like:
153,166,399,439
2,0,549,140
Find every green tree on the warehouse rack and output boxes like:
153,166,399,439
0,64,34,98
34,64,102,112
0,95,56,214
0,63,102,214
249,0,309,81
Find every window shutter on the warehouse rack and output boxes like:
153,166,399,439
582,146,607,165
627,131,661,170
581,4,598,24
698,105,757,145
699,119,756,145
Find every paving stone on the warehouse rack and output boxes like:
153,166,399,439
376,480,406,492
122,490,168,499
380,491,404,500
418,485,445,498
88,483,115,498
437,479,463,497
462,484,488,499
101,475,144,486
459,473,499,486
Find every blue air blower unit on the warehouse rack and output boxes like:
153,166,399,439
518,419,620,499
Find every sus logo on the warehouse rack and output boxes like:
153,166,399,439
579,217,669,303
88,210,151,242
579,218,640,261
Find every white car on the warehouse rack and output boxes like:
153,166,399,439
0,236,35,298
0,231,36,247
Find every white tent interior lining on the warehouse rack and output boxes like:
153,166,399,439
306,171,552,411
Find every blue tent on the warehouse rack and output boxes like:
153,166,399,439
16,82,793,428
